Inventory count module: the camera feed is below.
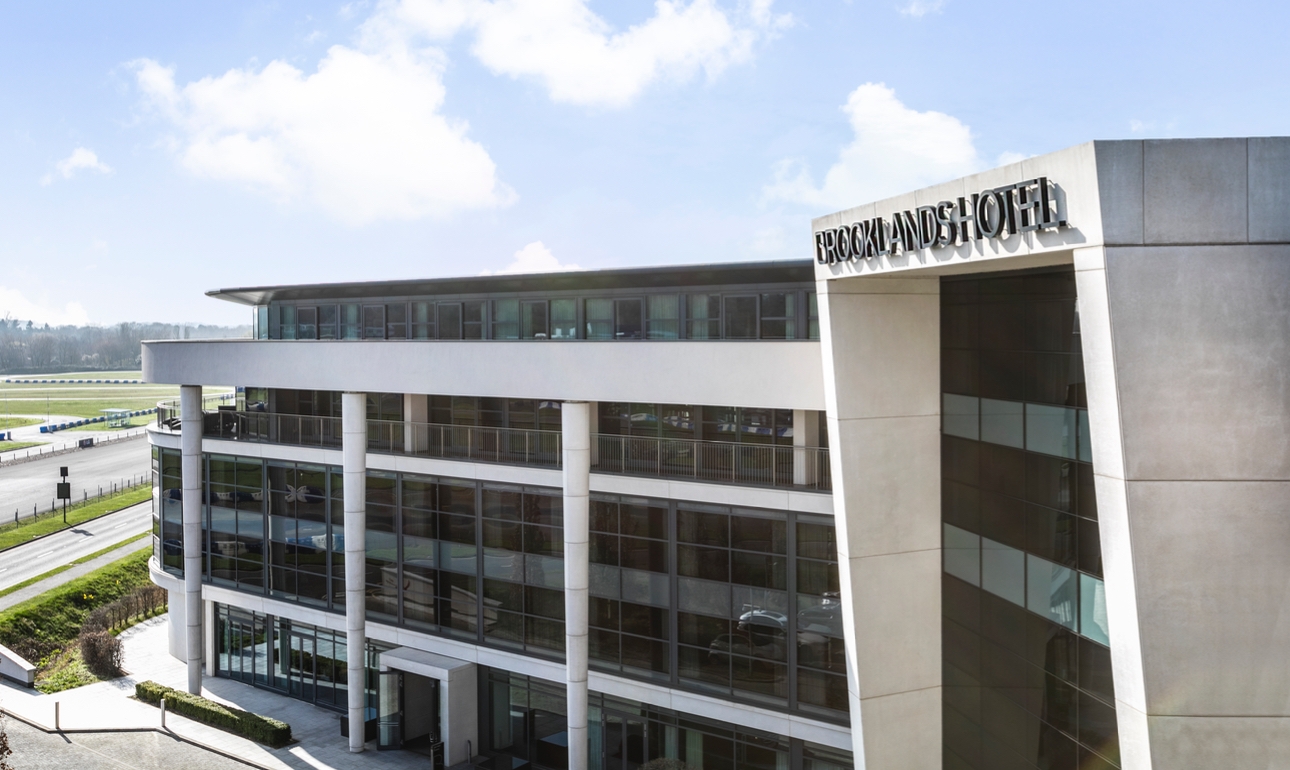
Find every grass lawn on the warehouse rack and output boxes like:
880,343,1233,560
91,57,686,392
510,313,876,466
67,412,158,432
0,484,151,551
0,548,161,693
0,371,232,422
0,441,43,452
0,416,41,429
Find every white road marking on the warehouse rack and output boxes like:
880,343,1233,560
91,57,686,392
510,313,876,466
36,550,54,558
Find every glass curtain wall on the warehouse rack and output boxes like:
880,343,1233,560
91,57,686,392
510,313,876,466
155,447,183,575
940,269,1118,770
178,456,847,722
481,668,854,770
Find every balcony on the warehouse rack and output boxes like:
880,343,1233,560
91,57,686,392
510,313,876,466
161,408,831,492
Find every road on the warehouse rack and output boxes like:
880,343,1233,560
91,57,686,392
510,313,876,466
0,502,152,593
0,437,151,523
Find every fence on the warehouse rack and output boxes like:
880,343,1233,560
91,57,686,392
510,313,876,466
0,426,150,468
155,392,236,426
172,408,834,491
7,474,150,527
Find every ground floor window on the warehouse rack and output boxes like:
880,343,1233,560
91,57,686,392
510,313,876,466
215,604,387,716
480,667,853,770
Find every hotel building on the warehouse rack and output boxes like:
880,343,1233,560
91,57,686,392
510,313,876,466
145,137,1290,770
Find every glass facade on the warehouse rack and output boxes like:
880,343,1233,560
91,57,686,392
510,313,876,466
259,288,820,342
159,454,845,721
482,668,853,770
941,269,1119,769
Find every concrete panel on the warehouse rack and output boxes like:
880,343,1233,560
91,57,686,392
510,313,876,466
1127,480,1290,717
843,549,942,700
818,281,940,421
1105,245,1290,480
1142,139,1248,244
1147,714,1290,770
856,687,942,770
142,339,825,411
1248,137,1290,243
829,415,941,558
1093,140,1145,246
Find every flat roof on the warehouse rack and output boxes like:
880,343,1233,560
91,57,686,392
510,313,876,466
207,260,816,306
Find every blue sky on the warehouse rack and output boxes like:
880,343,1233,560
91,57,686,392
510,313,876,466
2,0,1287,325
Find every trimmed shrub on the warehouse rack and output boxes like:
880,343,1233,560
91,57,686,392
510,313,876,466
80,631,123,677
135,680,292,748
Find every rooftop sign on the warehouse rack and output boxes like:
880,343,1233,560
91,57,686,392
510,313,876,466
815,177,1068,264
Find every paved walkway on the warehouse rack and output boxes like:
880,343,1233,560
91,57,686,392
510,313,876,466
0,616,435,770
3,713,252,769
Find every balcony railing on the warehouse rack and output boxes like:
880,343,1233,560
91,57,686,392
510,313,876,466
168,410,831,491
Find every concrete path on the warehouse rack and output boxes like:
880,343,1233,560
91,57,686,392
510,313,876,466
3,713,253,769
0,616,436,770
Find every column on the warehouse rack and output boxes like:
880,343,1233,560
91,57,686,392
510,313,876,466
404,393,428,454
792,409,821,487
562,401,591,770
342,392,368,753
180,384,204,695
818,278,942,769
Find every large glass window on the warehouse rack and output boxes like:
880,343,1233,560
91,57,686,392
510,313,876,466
688,294,721,339
941,268,1117,770
463,301,485,339
550,299,576,340
318,305,338,340
759,293,795,340
340,303,361,340
410,301,434,339
385,303,407,339
723,296,757,339
363,305,385,339
646,295,680,340
296,307,317,340
492,299,519,340
438,303,462,340
521,300,547,340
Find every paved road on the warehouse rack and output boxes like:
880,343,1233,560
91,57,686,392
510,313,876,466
0,438,151,523
2,715,252,770
0,502,152,593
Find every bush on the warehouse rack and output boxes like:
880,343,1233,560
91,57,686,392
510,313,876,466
135,680,292,748
80,631,123,677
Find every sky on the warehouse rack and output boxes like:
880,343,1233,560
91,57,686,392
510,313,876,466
2,0,1288,326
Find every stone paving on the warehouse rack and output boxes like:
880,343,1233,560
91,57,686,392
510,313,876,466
0,615,438,770
3,715,252,769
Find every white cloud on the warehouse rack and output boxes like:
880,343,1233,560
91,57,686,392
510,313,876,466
371,0,793,108
129,38,514,225
41,147,112,185
898,0,944,16
763,82,982,211
481,241,582,275
0,287,90,326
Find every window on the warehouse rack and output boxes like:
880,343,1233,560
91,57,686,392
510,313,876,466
615,299,643,339
646,295,680,340
688,294,720,339
410,302,433,339
492,299,519,340
723,296,757,339
319,305,338,340
296,307,317,340
521,300,548,339
463,301,484,339
586,299,613,340
807,292,820,340
438,303,462,340
363,305,385,339
759,293,795,340
280,305,297,340
385,303,407,339
340,304,361,339
550,299,576,340
255,306,269,339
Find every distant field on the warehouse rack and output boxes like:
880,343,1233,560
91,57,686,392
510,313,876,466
0,372,231,422
0,417,41,430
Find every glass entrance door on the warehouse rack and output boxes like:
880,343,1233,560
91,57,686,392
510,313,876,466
378,671,404,751
604,711,649,770
287,632,316,702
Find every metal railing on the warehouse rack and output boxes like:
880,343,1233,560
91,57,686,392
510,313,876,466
166,410,831,491
155,393,235,426
593,434,831,491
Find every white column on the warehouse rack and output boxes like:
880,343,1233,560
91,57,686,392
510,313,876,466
180,385,204,695
204,599,216,677
342,392,368,753
404,393,427,454
562,401,591,770
792,409,821,486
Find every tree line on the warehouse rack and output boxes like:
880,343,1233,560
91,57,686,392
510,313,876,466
0,317,250,373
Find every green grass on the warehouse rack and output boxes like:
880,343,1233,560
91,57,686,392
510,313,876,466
0,532,150,602
0,416,41,429
0,484,151,551
0,548,153,666
0,441,43,452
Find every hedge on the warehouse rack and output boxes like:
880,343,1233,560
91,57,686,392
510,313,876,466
135,680,292,748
